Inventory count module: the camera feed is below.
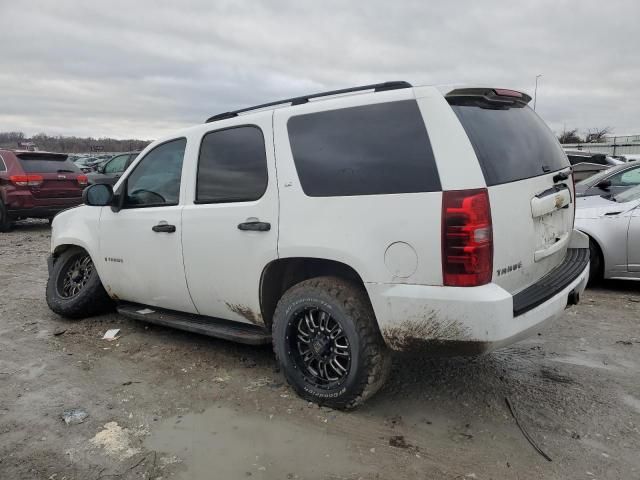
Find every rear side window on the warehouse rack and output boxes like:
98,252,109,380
0,155,6,172
451,104,569,186
18,156,80,174
196,126,268,204
287,100,440,197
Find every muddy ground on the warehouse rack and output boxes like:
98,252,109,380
1,221,639,480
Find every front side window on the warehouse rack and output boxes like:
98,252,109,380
196,126,268,203
287,100,440,197
104,155,129,174
124,138,186,208
611,167,640,186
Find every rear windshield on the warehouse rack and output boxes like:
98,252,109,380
18,157,80,174
451,104,569,186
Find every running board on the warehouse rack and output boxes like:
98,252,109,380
116,303,272,345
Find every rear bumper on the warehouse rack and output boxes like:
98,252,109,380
7,205,81,218
6,192,82,218
367,247,590,355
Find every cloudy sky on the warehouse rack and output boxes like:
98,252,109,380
1,0,638,140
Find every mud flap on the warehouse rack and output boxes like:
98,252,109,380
568,229,589,250
47,255,54,275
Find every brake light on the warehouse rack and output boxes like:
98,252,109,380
9,174,44,187
571,172,576,229
441,188,493,287
77,175,88,186
493,88,523,98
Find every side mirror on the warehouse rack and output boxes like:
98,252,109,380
83,183,114,206
596,179,612,190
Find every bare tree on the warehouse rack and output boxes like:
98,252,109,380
0,131,151,153
584,127,611,143
558,128,582,144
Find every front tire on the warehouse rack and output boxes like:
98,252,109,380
272,276,391,409
46,247,114,319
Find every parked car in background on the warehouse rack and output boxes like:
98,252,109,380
565,150,623,181
73,158,95,173
0,150,87,231
576,185,640,282
575,162,640,197
87,152,139,185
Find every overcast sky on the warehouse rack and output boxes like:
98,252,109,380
1,0,638,140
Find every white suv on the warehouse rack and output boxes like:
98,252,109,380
47,82,590,408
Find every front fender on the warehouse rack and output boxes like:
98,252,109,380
51,205,101,261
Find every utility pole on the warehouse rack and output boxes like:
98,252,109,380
533,74,542,111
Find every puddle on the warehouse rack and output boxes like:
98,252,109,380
551,353,637,373
145,405,375,479
551,354,617,371
621,394,640,414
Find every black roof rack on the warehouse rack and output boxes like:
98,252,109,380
205,81,412,123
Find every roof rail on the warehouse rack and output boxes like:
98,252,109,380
205,81,412,123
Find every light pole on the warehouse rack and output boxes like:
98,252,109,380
533,74,542,111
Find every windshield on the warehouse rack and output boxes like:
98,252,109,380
614,184,640,203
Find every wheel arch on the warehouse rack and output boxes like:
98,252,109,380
259,257,374,330
52,241,93,259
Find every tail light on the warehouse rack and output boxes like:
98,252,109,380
442,188,493,287
571,171,576,229
77,175,88,186
9,175,44,187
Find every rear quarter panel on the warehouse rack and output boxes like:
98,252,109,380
273,87,485,285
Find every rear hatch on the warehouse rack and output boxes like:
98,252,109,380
448,88,574,295
16,152,85,200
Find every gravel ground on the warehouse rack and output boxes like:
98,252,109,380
1,220,639,480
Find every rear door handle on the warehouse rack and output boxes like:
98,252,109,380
152,224,176,233
238,221,271,232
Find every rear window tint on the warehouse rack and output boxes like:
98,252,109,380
451,104,569,186
196,126,268,204
18,158,80,174
287,100,441,197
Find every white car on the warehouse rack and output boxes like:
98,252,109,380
575,185,640,281
46,82,589,408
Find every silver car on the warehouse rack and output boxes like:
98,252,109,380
575,162,640,198
575,185,640,281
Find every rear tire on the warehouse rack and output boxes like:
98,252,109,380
0,200,12,232
272,276,391,409
588,238,603,284
46,247,114,319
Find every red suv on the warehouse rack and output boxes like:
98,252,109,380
0,150,87,231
